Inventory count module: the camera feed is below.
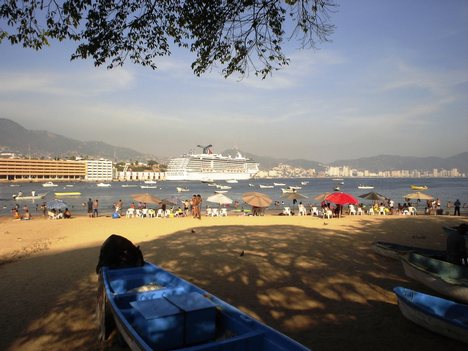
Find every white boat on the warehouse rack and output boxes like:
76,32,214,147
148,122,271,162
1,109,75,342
259,184,274,189
13,191,47,200
215,190,228,194
226,179,238,184
358,185,374,189
301,181,309,185
216,185,231,190
165,145,259,181
65,184,74,187
273,182,286,186
207,183,217,187
140,185,158,189
289,186,302,190
248,183,255,187
281,188,296,194
177,187,190,192
121,184,138,188
97,183,112,187
42,181,58,187
144,180,157,184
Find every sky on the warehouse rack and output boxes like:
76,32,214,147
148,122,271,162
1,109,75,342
0,0,467,163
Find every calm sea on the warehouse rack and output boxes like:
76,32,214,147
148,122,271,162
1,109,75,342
1,178,467,217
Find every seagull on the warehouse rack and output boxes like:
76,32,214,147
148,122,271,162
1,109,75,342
240,250,244,257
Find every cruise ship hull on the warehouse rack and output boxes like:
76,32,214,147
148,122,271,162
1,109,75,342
166,171,255,181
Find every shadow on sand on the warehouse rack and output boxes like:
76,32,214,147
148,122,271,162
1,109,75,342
0,217,466,351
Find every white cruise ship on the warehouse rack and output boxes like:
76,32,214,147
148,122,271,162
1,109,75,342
165,145,259,181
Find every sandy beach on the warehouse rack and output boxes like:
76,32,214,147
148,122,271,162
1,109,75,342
0,213,467,351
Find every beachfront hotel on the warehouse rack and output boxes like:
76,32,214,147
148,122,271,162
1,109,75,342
0,158,86,181
0,158,113,181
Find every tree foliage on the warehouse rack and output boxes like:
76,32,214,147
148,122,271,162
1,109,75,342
0,0,336,78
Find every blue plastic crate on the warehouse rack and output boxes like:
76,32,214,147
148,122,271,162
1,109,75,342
166,292,217,345
130,297,184,350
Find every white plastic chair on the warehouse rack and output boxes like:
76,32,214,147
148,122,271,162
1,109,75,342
283,207,291,216
206,208,212,216
135,209,142,218
408,207,417,215
220,208,228,216
357,207,364,215
349,205,357,215
156,209,164,218
368,208,374,215
211,208,219,217
323,209,332,219
147,209,155,218
378,206,386,215
298,205,307,216
142,208,148,218
165,209,171,217
125,208,135,218
311,207,319,216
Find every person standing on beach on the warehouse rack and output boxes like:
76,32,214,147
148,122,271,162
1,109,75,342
454,199,461,216
196,194,203,219
87,198,93,217
93,199,99,218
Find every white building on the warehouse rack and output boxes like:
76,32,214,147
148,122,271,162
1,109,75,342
84,159,113,181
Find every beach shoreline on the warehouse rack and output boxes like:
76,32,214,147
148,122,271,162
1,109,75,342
0,214,467,350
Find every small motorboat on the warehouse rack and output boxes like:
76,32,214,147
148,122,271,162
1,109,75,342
225,179,238,183
393,286,468,344
97,183,112,187
13,191,47,200
358,185,374,189
176,187,189,192
411,185,428,190
372,241,446,260
99,262,311,351
42,181,58,187
273,182,286,186
144,180,157,185
259,185,274,189
400,253,468,303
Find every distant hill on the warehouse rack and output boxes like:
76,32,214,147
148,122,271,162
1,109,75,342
0,118,155,162
330,153,468,174
1,118,466,173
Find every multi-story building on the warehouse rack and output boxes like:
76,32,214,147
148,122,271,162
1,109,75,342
0,158,86,181
84,159,113,181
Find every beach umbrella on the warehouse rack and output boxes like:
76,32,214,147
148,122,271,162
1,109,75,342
359,192,387,201
281,192,308,201
207,193,233,206
242,192,272,208
404,191,434,201
324,192,359,205
159,198,177,206
314,192,331,201
46,199,68,210
165,195,183,206
132,193,161,205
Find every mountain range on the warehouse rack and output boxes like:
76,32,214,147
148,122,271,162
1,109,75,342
1,118,467,173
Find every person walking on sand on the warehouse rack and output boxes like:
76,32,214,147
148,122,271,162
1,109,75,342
197,194,203,219
87,198,93,217
93,199,99,218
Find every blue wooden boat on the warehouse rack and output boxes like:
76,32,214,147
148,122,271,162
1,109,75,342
99,262,310,351
372,241,446,260
400,253,468,303
393,287,468,344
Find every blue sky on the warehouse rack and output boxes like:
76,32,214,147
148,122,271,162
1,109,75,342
1,0,467,163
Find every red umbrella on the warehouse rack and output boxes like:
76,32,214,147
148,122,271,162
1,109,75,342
324,192,359,205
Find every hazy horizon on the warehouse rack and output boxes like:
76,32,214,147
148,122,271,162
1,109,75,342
1,0,467,163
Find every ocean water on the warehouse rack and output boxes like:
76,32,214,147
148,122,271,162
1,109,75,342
1,177,467,217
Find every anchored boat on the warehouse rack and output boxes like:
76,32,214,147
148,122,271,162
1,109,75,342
99,262,310,351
